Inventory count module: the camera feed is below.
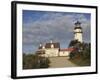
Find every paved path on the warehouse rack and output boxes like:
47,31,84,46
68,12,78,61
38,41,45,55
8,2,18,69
49,57,78,68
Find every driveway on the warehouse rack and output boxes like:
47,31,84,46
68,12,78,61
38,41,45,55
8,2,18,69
49,57,78,68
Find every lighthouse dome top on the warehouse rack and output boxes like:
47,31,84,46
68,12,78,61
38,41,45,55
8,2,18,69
74,21,81,25
74,21,82,29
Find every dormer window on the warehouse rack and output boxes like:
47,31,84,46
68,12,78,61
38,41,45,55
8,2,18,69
50,40,53,43
39,43,42,47
51,44,54,48
42,46,45,49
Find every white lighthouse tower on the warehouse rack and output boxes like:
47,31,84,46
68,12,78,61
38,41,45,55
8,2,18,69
74,21,83,43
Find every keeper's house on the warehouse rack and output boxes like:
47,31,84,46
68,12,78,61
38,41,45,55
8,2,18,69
36,40,75,57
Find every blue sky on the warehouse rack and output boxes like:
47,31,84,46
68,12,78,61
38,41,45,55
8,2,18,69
22,10,91,54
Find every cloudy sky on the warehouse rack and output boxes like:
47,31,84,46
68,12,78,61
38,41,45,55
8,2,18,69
22,10,91,54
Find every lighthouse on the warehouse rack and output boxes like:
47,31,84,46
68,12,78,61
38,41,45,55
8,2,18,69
74,21,83,43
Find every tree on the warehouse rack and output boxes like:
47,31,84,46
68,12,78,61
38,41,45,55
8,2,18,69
68,40,81,59
68,40,80,47
69,40,91,60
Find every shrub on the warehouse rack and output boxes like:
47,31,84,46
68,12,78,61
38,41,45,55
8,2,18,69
23,54,50,69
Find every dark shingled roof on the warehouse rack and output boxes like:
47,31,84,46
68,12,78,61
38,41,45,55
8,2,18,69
45,42,60,48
